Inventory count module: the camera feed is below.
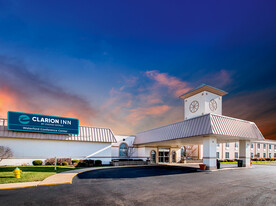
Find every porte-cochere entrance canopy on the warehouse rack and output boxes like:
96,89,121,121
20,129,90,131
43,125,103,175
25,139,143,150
134,113,264,146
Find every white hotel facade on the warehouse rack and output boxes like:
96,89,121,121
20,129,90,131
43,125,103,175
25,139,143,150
0,84,275,169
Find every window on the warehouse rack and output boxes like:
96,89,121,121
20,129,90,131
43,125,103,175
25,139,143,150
150,150,156,163
226,143,230,148
251,143,254,149
257,143,260,149
274,153,276,158
235,142,238,148
269,144,272,149
172,151,176,163
119,143,128,157
217,152,220,159
235,152,238,159
264,144,266,150
251,153,254,158
263,153,266,158
225,152,229,159
217,144,220,147
269,153,271,158
257,153,260,158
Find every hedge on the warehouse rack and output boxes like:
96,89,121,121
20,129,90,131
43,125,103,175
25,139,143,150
33,160,43,166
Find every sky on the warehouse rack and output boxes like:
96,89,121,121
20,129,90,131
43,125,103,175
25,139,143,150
0,1,275,140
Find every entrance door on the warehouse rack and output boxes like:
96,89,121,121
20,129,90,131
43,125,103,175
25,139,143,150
150,150,156,163
158,148,170,163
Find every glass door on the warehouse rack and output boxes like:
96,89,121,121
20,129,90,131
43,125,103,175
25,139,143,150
158,148,170,163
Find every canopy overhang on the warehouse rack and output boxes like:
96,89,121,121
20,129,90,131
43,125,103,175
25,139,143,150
134,113,264,146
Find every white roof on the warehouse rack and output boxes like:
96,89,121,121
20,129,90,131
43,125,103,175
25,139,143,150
134,113,264,145
0,118,117,143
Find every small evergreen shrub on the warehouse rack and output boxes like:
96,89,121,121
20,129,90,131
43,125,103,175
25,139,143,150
33,160,43,166
62,162,69,166
72,160,79,164
95,160,102,166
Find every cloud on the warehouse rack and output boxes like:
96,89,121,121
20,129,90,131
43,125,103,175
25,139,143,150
0,56,96,125
95,70,190,134
145,70,191,97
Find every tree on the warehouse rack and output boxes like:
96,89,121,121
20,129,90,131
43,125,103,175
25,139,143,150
0,146,13,162
181,145,197,163
184,145,197,159
126,141,136,159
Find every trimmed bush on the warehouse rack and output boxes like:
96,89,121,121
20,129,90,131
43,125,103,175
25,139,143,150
72,159,79,164
77,159,94,167
62,162,69,166
33,160,43,166
95,160,102,166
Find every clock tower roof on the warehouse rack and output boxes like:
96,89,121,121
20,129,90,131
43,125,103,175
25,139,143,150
179,84,228,99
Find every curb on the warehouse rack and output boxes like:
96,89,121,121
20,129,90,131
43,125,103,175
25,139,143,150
0,165,149,190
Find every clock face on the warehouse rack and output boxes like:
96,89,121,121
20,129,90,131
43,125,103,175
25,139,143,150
209,99,217,111
189,100,199,113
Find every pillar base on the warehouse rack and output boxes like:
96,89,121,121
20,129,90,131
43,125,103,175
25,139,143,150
206,166,217,170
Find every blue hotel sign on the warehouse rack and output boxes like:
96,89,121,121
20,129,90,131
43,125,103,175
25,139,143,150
7,111,79,135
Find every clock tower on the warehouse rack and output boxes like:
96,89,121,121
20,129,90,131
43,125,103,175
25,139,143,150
179,84,228,120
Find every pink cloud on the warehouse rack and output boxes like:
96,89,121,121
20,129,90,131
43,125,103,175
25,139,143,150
145,70,191,96
126,105,171,124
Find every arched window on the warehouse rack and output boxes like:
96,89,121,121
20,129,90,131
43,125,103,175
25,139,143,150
119,143,128,157
181,146,185,158
150,150,156,163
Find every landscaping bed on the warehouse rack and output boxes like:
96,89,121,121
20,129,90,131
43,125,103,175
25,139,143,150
0,166,84,184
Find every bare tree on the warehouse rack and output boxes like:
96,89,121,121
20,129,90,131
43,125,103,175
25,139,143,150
0,146,13,162
184,145,197,159
181,145,197,163
126,142,136,159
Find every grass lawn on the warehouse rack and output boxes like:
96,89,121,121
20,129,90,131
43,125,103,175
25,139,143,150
0,166,85,184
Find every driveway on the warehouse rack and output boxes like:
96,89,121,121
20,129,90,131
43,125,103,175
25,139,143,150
0,165,275,206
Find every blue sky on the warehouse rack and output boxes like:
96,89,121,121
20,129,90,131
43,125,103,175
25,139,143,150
0,1,275,139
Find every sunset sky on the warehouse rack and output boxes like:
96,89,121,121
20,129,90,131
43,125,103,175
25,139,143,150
0,1,275,140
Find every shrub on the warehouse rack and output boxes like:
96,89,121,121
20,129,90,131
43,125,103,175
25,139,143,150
62,162,69,166
95,160,102,166
77,159,94,167
266,158,271,161
33,160,43,166
72,159,79,164
45,158,55,165
72,159,79,166
271,158,275,161
57,158,71,166
0,146,13,162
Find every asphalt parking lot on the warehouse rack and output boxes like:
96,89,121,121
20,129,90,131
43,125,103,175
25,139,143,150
0,165,276,206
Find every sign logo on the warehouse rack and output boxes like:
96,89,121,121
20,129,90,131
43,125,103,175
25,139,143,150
18,115,30,124
8,111,79,135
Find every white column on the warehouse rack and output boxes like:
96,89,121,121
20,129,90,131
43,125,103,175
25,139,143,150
239,140,251,167
203,137,217,170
